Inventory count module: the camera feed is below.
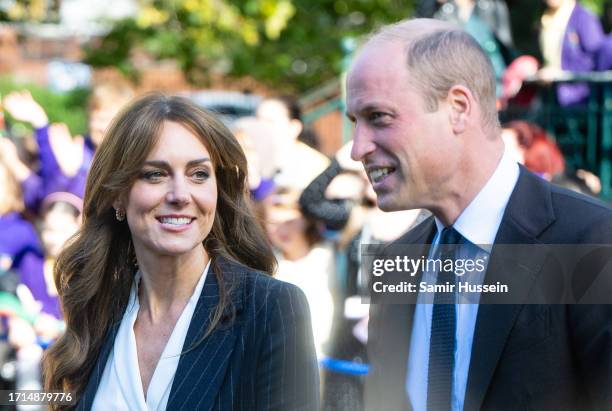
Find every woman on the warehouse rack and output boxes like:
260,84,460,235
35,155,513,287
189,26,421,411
43,95,319,410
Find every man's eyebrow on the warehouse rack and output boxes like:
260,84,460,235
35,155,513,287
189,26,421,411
143,158,211,168
348,103,389,119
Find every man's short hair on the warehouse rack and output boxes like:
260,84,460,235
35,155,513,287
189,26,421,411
367,19,499,132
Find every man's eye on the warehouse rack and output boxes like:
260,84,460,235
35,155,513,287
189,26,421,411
369,112,389,122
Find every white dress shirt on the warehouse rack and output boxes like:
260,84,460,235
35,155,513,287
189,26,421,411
92,261,210,411
406,152,520,411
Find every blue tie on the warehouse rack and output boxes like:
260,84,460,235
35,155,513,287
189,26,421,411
427,227,462,411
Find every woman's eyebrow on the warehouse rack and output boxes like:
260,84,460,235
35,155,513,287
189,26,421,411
143,158,211,168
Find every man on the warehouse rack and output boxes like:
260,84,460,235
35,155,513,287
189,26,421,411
346,18,612,411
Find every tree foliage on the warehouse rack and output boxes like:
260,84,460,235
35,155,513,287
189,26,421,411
84,0,413,93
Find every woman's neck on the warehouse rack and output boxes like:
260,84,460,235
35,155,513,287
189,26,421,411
136,246,209,323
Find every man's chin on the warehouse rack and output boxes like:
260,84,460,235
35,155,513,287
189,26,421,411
376,194,419,212
376,196,403,212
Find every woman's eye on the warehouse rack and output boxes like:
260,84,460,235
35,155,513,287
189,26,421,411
192,170,210,181
141,170,165,181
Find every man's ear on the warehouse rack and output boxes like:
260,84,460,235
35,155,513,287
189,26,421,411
447,85,473,134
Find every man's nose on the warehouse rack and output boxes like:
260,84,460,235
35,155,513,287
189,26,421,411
350,124,375,162
166,177,190,206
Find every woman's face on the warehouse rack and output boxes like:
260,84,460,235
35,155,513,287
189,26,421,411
122,121,218,260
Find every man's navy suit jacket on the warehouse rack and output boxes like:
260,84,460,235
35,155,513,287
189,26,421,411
76,257,320,410
365,166,612,411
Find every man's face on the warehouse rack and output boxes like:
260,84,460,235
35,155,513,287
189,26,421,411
347,41,460,211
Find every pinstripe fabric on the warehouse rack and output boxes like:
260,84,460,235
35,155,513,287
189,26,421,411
76,256,320,410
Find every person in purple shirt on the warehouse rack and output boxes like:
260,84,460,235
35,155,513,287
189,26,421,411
0,152,41,270
597,34,612,70
539,0,606,106
18,192,83,321
2,81,134,213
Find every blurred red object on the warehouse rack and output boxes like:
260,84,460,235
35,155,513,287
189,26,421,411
500,55,539,108
503,120,565,179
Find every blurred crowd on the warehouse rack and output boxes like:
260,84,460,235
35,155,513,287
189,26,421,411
0,0,610,409
419,0,612,108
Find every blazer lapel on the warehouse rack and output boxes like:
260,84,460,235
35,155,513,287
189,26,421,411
166,256,243,410
77,320,121,411
464,168,557,410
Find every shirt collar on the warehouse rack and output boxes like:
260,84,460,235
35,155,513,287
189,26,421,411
435,150,520,246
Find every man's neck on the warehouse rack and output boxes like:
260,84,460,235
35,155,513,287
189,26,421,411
430,142,505,226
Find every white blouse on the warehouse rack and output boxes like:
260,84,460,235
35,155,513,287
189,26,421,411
92,262,210,411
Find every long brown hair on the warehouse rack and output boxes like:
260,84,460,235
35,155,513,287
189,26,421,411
43,94,276,401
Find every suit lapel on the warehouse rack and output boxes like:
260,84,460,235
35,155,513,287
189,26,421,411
166,256,243,410
464,168,556,410
77,321,121,411
78,256,244,411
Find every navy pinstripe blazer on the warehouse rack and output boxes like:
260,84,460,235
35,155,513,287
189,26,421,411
76,256,320,410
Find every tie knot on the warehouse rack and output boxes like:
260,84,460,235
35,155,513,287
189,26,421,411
439,226,462,245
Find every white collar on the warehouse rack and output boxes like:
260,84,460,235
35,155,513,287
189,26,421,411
92,260,211,411
435,150,519,246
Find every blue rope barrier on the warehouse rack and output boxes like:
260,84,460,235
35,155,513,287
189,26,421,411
320,357,370,375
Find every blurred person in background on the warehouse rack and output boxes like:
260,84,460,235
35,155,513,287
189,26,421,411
0,155,68,398
5,192,78,399
0,147,40,275
2,80,134,212
596,34,612,70
435,0,514,96
266,188,335,360
256,96,329,191
538,0,606,105
434,0,514,51
501,120,602,195
231,116,278,202
300,141,428,411
501,120,565,180
43,94,319,410
18,192,83,323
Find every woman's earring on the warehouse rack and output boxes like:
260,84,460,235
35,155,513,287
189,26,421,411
115,208,125,221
